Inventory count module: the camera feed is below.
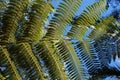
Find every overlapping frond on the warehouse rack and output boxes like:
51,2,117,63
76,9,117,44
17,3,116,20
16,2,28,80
0,0,118,79
74,40,101,74
67,0,107,40
19,0,53,42
11,43,45,80
89,17,116,40
44,0,83,40
0,46,22,80
35,41,69,80
67,25,88,41
73,0,107,26
55,40,86,80
1,0,29,44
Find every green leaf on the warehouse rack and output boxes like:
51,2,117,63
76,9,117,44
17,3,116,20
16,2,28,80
89,17,116,40
55,40,85,80
75,40,101,74
1,0,29,44
44,0,83,40
19,0,53,43
35,41,69,80
73,0,107,26
67,0,107,40
0,46,22,80
13,43,45,80
67,25,88,41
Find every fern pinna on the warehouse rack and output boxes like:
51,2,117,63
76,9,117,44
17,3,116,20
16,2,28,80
0,0,120,80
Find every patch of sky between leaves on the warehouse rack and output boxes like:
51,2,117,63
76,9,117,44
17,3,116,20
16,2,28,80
103,0,120,18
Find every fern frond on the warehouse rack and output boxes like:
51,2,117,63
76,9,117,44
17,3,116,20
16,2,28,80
1,0,29,44
67,0,107,40
44,0,83,40
75,40,101,74
67,25,88,41
35,41,69,80
19,0,53,42
89,17,116,40
0,46,22,80
55,40,85,80
12,43,45,80
73,0,107,26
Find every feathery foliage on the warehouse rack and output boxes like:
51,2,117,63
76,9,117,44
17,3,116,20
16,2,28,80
45,0,83,40
89,17,116,40
1,0,29,44
11,43,45,80
0,46,22,80
19,0,53,42
74,40,101,74
0,0,119,80
67,0,107,40
35,41,69,80
55,40,86,80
